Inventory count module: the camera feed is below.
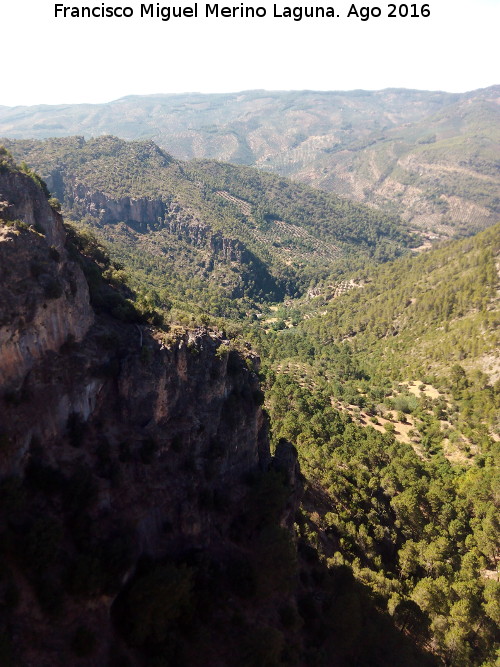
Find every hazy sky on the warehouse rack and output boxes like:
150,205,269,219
2,0,498,105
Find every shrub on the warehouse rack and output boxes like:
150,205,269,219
19,162,51,198
252,389,265,406
0,145,15,173
48,197,62,212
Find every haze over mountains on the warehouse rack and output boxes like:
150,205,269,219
1,85,499,236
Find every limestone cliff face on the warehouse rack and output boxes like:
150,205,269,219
0,171,66,249
66,181,249,263
68,181,167,227
0,171,93,390
0,168,299,666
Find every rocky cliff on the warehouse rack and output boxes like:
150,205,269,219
0,163,300,666
66,181,250,264
0,170,93,393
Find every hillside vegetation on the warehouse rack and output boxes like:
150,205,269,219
0,147,441,667
1,86,498,235
3,136,411,319
246,223,500,665
1,142,498,665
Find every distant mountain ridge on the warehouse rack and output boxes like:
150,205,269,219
1,86,498,236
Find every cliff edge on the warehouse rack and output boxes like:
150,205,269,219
0,155,300,666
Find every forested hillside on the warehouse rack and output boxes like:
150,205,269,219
0,146,441,667
1,141,498,665
3,136,411,319
248,224,500,665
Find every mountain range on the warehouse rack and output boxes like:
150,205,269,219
1,85,499,236
0,90,499,666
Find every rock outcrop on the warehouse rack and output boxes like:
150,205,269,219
67,181,251,264
0,167,300,666
0,170,93,390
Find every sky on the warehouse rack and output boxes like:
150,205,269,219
2,0,499,105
